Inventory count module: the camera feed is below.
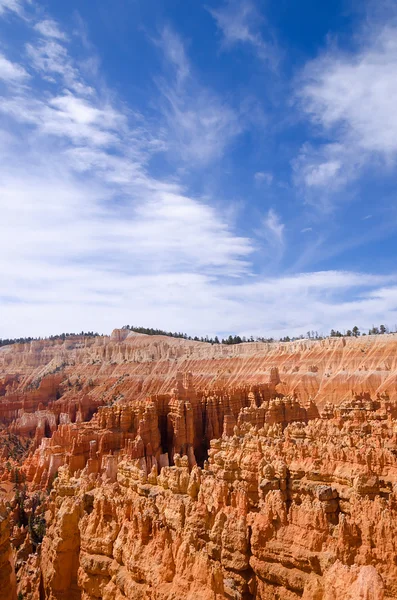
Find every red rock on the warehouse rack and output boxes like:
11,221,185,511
1,332,397,599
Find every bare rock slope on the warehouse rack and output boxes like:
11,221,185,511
1,331,397,599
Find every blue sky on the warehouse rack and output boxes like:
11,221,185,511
1,0,397,339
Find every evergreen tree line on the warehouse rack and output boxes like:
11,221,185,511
0,331,101,348
0,324,394,349
330,324,389,337
122,325,277,345
123,324,396,344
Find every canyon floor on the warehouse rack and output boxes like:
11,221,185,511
1,329,397,599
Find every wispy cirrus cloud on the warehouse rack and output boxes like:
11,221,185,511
0,53,29,81
26,36,93,95
156,26,242,164
158,26,190,85
1,3,397,340
34,19,66,40
0,0,25,16
264,208,284,243
261,208,285,261
254,171,273,185
208,0,279,68
0,7,255,338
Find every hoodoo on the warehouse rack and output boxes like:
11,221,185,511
0,331,397,598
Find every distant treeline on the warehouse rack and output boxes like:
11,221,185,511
122,324,395,345
330,324,389,337
0,331,101,348
0,324,393,349
122,325,319,344
121,325,277,345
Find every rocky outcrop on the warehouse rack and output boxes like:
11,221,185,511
3,331,397,410
2,332,397,598
0,503,16,600
19,376,317,492
36,398,397,600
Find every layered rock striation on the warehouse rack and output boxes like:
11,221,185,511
1,332,397,598
40,395,397,600
2,330,397,408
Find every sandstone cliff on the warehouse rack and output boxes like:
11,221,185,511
1,331,397,599
2,330,397,408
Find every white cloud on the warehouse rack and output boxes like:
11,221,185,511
159,26,190,84
208,0,279,68
0,54,28,81
296,25,397,194
254,171,273,184
263,208,284,243
292,142,357,202
0,9,397,341
302,159,341,188
301,27,397,155
2,261,397,339
0,94,124,147
0,16,255,340
301,227,312,233
34,19,66,40
156,27,242,164
26,39,93,95
0,0,24,15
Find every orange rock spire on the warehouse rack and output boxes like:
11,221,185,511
1,331,397,599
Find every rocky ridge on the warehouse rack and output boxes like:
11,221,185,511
1,330,397,599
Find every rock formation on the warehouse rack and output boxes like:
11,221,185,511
0,501,16,600
1,331,397,598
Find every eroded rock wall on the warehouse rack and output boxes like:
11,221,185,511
40,399,397,600
1,332,397,599
3,331,397,409
0,503,16,600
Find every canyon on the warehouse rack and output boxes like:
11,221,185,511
1,329,397,599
